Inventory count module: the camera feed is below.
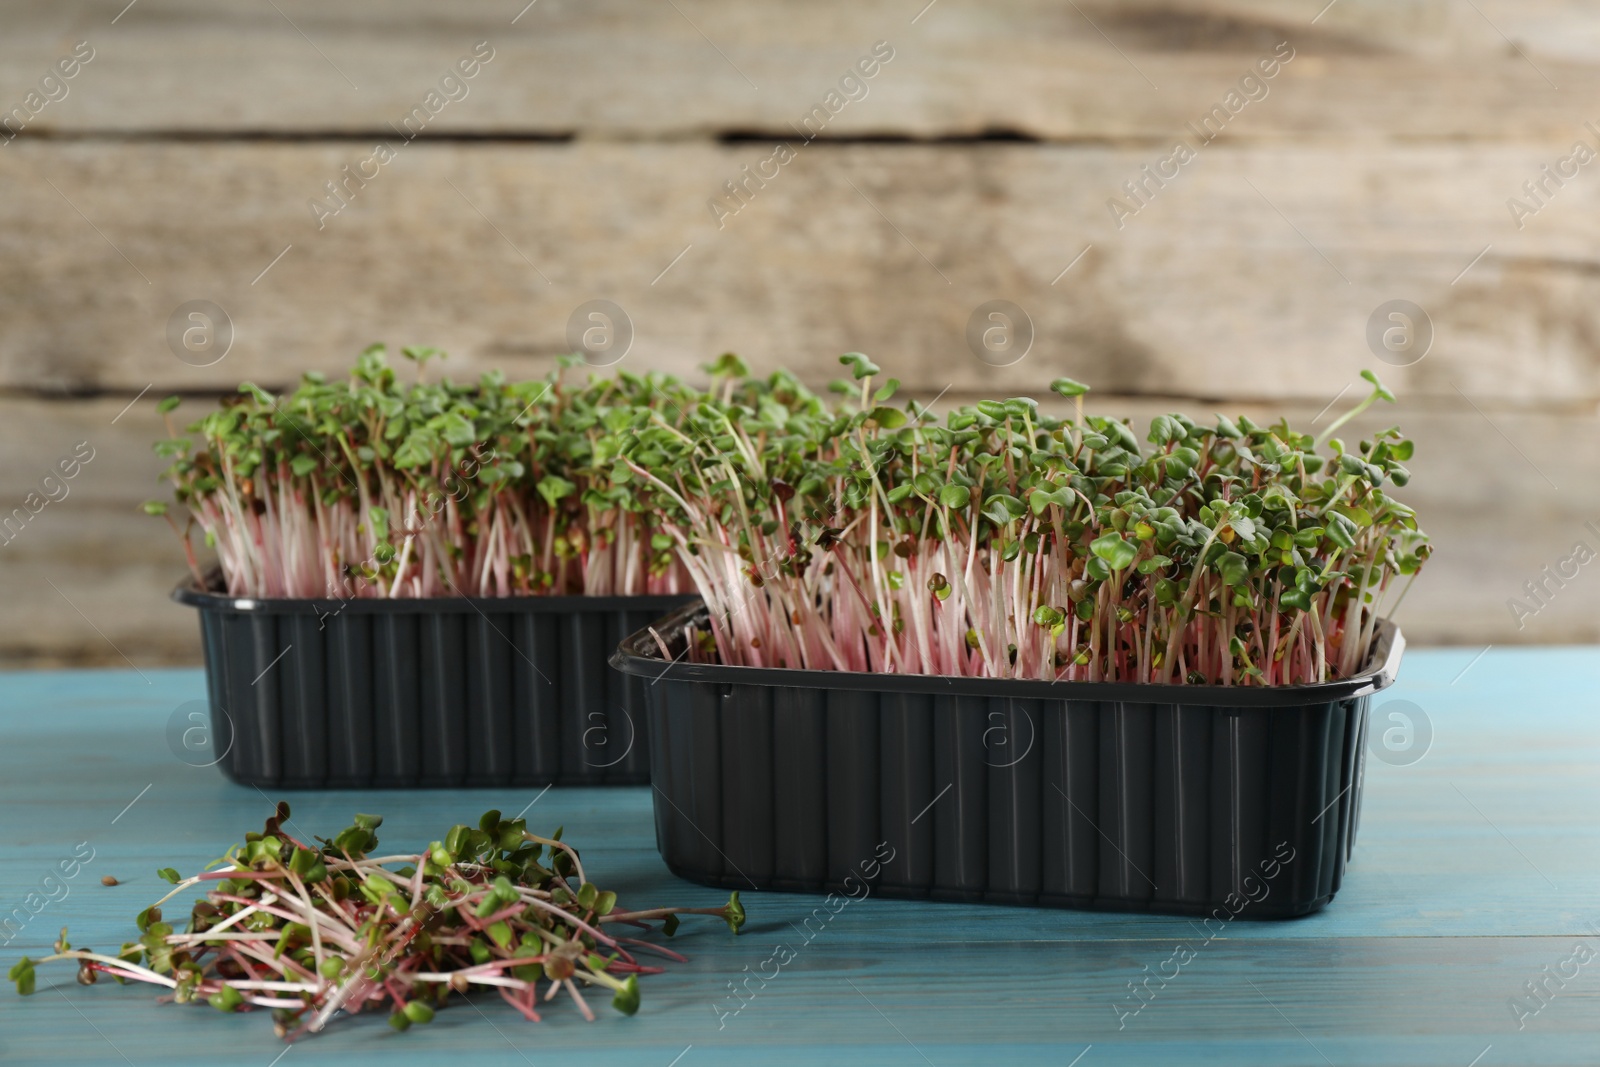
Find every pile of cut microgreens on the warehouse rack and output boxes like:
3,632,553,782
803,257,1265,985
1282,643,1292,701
623,357,1428,686
9,806,743,1040
148,345,702,599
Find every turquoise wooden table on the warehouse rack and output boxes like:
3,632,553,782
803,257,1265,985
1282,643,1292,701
1,646,1597,1066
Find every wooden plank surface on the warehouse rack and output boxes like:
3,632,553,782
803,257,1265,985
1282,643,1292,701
2,140,1598,400
3,1,1597,660
0,645,1597,1064
0,0,1595,140
2,392,1595,667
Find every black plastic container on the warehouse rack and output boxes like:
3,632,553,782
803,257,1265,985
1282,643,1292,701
612,603,1404,918
175,577,692,788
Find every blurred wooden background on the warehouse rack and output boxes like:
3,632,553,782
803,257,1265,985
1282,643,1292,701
2,0,1597,665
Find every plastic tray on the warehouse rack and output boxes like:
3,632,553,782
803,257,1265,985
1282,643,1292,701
175,577,693,788
611,602,1405,917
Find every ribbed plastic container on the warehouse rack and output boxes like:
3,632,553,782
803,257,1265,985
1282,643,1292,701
612,603,1404,918
174,578,693,788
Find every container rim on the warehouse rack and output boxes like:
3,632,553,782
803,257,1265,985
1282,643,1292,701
171,572,697,616
611,600,1405,707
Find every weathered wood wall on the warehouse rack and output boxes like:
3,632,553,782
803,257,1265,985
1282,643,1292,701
1,0,1596,664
